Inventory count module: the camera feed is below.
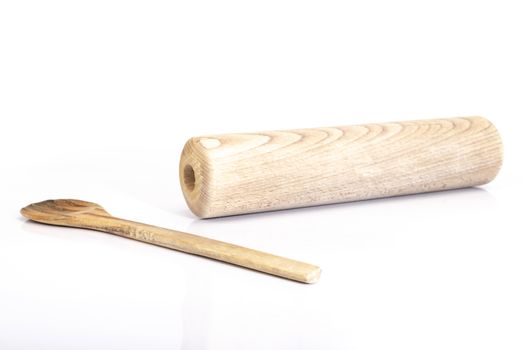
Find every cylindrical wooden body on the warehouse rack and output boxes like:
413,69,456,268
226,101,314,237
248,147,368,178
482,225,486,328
179,117,503,218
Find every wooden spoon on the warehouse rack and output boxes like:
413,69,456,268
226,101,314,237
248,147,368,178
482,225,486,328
20,199,321,283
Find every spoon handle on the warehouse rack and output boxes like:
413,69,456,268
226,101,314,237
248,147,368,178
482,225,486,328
85,214,320,283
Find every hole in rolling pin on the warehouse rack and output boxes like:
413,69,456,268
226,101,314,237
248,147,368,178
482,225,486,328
183,164,195,191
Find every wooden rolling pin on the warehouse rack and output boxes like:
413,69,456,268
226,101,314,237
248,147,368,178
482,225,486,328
180,116,503,218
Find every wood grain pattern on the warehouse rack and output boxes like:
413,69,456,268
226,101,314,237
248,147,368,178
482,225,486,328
20,199,321,283
180,116,503,218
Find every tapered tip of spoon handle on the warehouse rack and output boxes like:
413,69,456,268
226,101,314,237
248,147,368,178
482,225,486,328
304,266,321,284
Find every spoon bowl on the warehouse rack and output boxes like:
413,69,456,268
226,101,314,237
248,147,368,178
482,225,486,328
21,199,110,225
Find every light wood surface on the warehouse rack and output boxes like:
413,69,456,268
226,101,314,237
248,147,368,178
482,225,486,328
20,200,321,283
180,116,503,218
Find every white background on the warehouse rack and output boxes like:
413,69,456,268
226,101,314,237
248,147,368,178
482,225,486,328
1,1,524,349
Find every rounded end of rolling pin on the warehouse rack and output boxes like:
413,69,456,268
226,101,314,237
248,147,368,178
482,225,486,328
488,116,504,180
469,116,504,186
179,137,218,218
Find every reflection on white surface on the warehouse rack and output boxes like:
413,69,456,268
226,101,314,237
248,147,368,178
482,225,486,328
5,179,522,349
